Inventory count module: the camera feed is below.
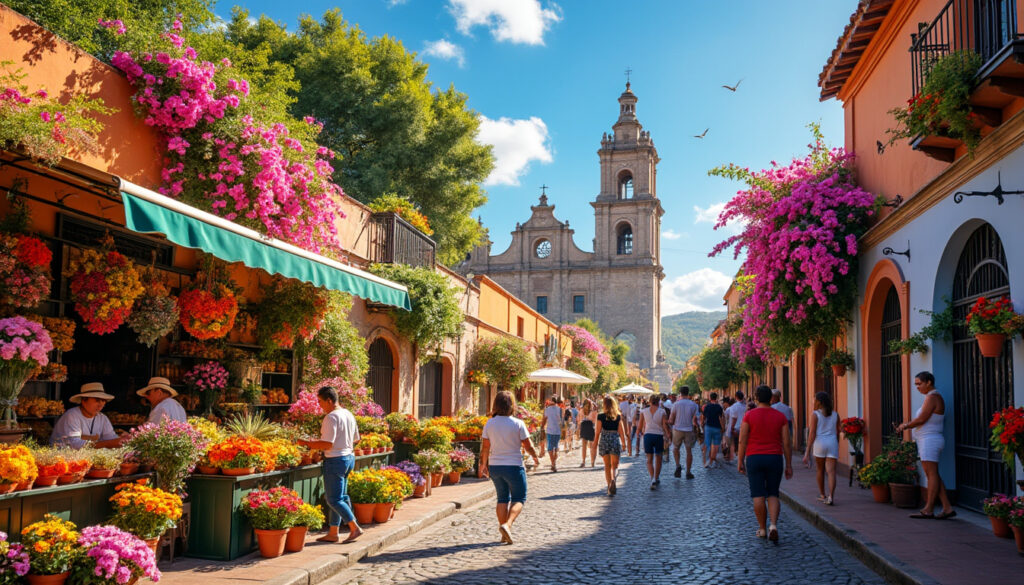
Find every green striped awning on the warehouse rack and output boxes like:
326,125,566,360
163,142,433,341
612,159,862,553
118,181,411,311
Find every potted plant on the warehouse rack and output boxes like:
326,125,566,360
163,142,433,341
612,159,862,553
206,435,267,476
983,494,1014,538
375,468,414,523
0,316,53,429
71,525,160,585
347,469,384,525
819,348,855,377
176,256,240,341
390,460,427,498
412,449,451,488
0,530,30,582
411,424,454,453
84,447,127,479
285,503,325,553
1009,497,1024,554
883,437,919,508
857,459,892,503
267,438,301,469
0,444,36,491
125,418,208,493
108,480,183,552
446,445,475,484
385,412,418,443
989,406,1024,470
840,417,866,464
20,514,79,585
239,487,304,558
966,296,1019,358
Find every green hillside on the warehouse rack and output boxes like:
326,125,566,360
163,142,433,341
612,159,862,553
661,311,726,370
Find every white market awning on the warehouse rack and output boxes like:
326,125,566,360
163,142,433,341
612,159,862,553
526,367,592,385
611,383,654,395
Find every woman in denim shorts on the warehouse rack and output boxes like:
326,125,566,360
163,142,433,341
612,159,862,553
480,391,540,545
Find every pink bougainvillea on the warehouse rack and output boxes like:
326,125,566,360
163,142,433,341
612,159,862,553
560,324,611,378
709,128,877,361
108,21,345,255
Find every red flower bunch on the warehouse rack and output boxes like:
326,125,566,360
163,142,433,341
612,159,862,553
66,245,145,334
177,284,238,340
840,417,865,436
989,406,1024,468
966,296,1020,336
0,232,53,308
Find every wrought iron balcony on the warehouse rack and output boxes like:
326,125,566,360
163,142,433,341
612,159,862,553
368,211,436,269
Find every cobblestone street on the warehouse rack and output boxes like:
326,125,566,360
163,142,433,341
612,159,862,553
326,449,886,585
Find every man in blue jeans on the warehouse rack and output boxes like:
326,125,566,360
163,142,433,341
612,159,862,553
540,395,564,472
298,386,362,543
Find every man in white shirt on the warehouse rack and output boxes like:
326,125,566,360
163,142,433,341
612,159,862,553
771,389,794,438
668,386,700,480
726,391,746,463
618,397,634,456
299,386,363,544
539,395,564,472
51,383,122,448
137,377,187,424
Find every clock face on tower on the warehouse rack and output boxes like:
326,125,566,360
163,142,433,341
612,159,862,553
535,239,552,259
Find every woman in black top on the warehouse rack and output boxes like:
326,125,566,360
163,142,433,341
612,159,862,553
596,396,628,495
578,399,597,468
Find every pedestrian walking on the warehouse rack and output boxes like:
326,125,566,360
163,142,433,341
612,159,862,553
661,393,674,463
638,394,671,489
770,389,794,438
737,385,793,543
896,371,955,519
803,391,840,505
727,391,747,462
668,386,700,479
578,399,598,467
540,395,564,472
618,396,634,456
597,396,627,495
479,391,541,545
297,386,363,544
563,403,576,452
693,395,707,465
721,396,734,462
702,392,725,468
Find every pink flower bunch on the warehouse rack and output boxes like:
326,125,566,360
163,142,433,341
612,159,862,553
354,402,384,417
560,324,610,367
182,361,229,393
0,530,30,578
75,525,160,584
710,139,876,360
287,390,323,418
240,487,305,530
98,18,127,35
108,21,347,255
0,316,53,366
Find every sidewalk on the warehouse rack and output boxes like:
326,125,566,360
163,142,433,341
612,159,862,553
156,477,495,585
777,461,1024,585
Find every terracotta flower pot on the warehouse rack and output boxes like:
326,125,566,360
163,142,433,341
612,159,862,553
254,528,288,558
15,480,31,491
138,464,154,473
25,572,70,585
354,449,365,456
119,463,140,476
431,472,444,487
352,503,376,525
33,475,58,488
831,364,846,377
888,482,919,508
57,474,78,485
0,483,15,494
144,536,161,556
413,483,427,498
989,516,1013,539
870,483,891,503
373,502,395,523
300,453,312,466
1012,525,1024,555
446,471,461,485
221,467,255,477
196,465,219,475
976,333,1006,358
285,526,308,552
86,468,115,479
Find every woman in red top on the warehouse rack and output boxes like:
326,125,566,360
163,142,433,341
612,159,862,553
737,385,793,543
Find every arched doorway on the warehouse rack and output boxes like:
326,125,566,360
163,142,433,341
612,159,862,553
418,360,442,419
951,223,1015,510
367,339,394,413
879,285,904,446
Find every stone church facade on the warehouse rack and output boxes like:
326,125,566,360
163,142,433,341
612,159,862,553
465,84,670,387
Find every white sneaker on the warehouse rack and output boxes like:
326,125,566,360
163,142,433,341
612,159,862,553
499,523,513,544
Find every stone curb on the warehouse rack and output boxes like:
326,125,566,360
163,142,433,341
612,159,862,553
779,487,940,585
261,483,495,585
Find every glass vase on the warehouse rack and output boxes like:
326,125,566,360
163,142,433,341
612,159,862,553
0,360,35,428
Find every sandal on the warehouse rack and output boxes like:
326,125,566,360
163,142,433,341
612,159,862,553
755,529,767,538
908,512,935,519
936,510,957,520
816,494,826,502
824,496,833,506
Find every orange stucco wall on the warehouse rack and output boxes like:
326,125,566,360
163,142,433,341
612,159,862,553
475,276,570,357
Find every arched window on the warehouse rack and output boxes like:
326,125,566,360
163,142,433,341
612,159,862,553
616,224,633,255
618,173,633,200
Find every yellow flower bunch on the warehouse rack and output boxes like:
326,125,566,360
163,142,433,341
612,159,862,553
0,444,37,484
377,468,414,506
109,480,183,540
267,438,301,467
21,515,78,574
188,416,224,444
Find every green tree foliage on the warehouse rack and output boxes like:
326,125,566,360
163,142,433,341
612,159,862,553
675,370,700,395
369,264,463,359
222,9,494,266
296,291,369,387
469,336,537,390
661,311,727,369
696,342,743,390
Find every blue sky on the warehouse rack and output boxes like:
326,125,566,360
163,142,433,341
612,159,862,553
230,0,853,315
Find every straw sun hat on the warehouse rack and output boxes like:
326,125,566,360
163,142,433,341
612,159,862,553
136,376,178,398
69,382,115,404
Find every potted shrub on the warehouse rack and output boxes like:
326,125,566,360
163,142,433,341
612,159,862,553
819,348,855,377
446,446,476,484
983,494,1014,538
71,525,160,585
0,530,30,582
384,412,418,443
108,480,183,552
411,424,454,453
183,361,230,414
347,470,384,525
286,503,325,553
206,435,267,476
240,487,304,558
883,437,920,509
20,514,79,585
125,418,208,493
375,468,414,523
966,296,1019,358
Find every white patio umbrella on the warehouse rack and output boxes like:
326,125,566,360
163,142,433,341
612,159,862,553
611,382,654,395
526,367,592,384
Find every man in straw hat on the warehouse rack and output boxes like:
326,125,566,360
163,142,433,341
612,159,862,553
137,377,187,424
51,382,122,448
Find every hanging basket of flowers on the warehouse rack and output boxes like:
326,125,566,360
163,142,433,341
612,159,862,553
966,296,1020,358
65,236,145,335
0,231,52,309
177,257,240,340
256,279,329,353
128,267,180,346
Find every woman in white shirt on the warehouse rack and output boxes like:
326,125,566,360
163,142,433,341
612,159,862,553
896,371,955,519
479,391,540,545
802,391,840,505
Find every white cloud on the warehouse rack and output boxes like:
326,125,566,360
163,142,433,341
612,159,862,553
386,0,407,6
477,115,553,186
422,39,466,67
661,268,732,315
448,0,562,45
693,202,725,225
662,229,683,240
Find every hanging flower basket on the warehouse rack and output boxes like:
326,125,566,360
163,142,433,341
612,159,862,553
65,240,145,335
975,333,1006,358
178,285,238,340
128,268,179,346
0,232,52,309
966,296,1020,358
831,364,846,377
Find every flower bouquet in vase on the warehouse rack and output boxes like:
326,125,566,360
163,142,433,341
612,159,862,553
0,316,53,429
840,417,866,464
108,480,183,547
183,361,229,414
71,525,160,585
240,487,303,558
966,296,1020,357
20,514,79,584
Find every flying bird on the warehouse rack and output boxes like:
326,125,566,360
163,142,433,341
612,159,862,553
722,79,743,92
693,128,709,139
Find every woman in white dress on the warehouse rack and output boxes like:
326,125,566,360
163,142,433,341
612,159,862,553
802,391,839,505
896,371,955,519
